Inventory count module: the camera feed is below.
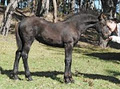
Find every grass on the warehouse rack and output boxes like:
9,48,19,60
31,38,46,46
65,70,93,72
1,34,120,89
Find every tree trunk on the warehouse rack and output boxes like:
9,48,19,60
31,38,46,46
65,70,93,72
0,0,21,36
83,0,91,9
68,0,71,14
31,0,37,13
1,0,5,5
63,0,66,14
71,0,75,13
101,0,118,18
52,0,57,23
45,0,49,14
7,0,10,5
79,0,81,7
36,0,44,16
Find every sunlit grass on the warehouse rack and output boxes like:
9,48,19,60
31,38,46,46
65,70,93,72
1,34,120,89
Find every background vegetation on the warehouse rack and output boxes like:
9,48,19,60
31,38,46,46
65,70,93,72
0,0,120,35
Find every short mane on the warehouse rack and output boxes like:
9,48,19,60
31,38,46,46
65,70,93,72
64,8,100,22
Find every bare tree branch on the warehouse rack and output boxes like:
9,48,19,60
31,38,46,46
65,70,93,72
0,0,21,36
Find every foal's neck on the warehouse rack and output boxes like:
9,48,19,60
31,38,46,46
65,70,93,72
76,20,97,33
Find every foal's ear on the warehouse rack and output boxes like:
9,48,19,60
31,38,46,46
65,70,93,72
98,13,107,21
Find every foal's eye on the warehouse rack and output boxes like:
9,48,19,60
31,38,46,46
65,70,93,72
106,26,111,30
101,23,105,27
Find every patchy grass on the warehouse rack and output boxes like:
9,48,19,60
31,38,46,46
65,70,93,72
1,34,120,89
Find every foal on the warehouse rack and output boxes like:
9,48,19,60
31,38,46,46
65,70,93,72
12,9,111,83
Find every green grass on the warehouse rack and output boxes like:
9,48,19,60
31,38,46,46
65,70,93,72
1,34,120,89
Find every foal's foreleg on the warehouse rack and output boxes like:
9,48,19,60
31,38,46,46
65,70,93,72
13,50,21,80
64,42,74,83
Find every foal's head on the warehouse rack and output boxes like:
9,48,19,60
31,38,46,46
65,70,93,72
97,14,112,39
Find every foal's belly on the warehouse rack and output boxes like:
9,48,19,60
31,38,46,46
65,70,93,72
35,35,64,47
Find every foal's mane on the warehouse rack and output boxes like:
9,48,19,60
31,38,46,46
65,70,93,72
79,8,99,16
64,8,100,22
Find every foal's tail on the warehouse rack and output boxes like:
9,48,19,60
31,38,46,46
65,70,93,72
15,22,22,51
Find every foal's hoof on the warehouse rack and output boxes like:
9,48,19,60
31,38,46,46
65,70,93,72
11,74,21,80
26,76,33,81
28,77,33,81
64,78,74,84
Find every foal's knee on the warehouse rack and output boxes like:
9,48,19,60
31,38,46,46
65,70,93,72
65,58,72,65
21,51,28,59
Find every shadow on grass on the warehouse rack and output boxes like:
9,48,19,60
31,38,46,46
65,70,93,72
31,71,64,83
0,66,2,74
75,71,120,84
106,70,120,77
86,52,120,63
1,66,120,84
0,67,64,83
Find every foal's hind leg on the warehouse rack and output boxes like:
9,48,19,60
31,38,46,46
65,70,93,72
13,50,22,80
21,41,33,81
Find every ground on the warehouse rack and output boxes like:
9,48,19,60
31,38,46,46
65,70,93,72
1,34,120,89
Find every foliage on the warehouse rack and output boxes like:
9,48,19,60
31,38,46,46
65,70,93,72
0,0,119,36
1,34,120,89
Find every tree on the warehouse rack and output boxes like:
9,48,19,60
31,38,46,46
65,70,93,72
101,0,118,18
0,0,120,36
46,0,49,14
7,0,10,4
36,0,49,16
71,0,76,12
63,0,66,14
52,0,57,23
36,0,42,16
1,0,5,5
0,0,21,36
